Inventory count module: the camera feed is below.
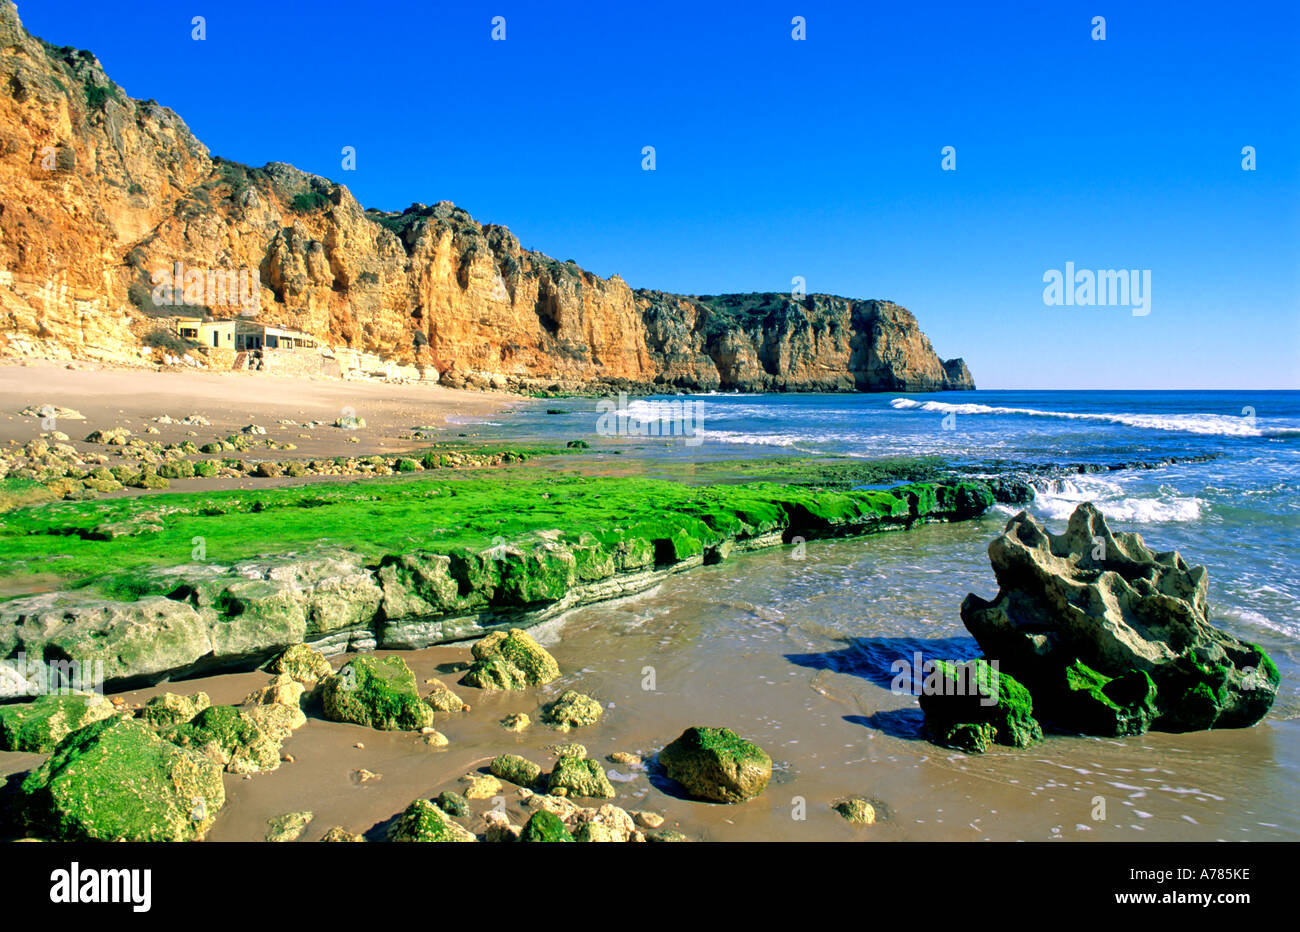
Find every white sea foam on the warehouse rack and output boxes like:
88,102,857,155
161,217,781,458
889,398,1300,438
1031,475,1204,524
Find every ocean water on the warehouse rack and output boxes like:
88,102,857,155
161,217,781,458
489,390,1300,713
436,389,1300,839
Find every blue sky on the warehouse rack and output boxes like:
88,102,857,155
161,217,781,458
19,0,1300,389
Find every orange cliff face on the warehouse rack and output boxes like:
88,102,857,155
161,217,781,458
0,1,973,392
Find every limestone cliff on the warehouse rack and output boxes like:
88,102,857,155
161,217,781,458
0,2,973,392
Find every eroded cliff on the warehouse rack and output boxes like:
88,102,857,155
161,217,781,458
0,2,973,392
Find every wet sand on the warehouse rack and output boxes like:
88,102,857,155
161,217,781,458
4,518,1293,843
0,361,516,461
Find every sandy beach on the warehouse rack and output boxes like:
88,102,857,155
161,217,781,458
0,361,516,461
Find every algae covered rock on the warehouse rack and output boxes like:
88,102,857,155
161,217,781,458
658,726,772,803
163,704,285,773
435,791,470,817
918,658,1043,751
960,503,1279,733
833,797,877,825
268,644,333,684
458,772,503,799
0,693,116,752
322,826,365,842
547,756,615,799
140,691,210,728
490,753,543,787
320,654,435,731
461,628,560,690
540,689,603,731
389,799,476,842
19,717,225,841
266,810,313,842
424,678,466,713
520,809,574,842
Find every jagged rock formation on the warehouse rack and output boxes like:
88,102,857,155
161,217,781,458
0,1,973,392
959,503,1278,735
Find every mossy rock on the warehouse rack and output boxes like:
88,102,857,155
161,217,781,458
140,691,210,728
658,726,772,803
320,654,435,731
388,799,475,842
918,659,1043,751
434,791,469,817
268,643,333,684
520,809,573,842
833,797,877,825
547,755,615,799
18,717,225,841
423,679,465,712
489,753,542,787
461,628,560,690
932,721,998,753
0,693,117,752
163,704,284,773
540,689,603,731
1056,661,1158,737
265,810,313,842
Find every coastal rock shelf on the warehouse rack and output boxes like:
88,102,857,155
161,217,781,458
0,475,994,690
921,503,1279,749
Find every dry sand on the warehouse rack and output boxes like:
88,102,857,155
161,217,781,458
0,361,518,461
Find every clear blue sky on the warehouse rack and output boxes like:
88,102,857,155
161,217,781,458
18,0,1300,389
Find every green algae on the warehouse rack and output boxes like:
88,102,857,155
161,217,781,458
0,467,992,594
0,692,116,752
547,756,615,799
19,716,225,841
389,799,475,842
918,659,1043,751
489,753,543,787
320,654,434,731
658,726,773,803
520,809,573,842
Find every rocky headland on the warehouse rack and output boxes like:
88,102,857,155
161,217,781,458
0,1,972,395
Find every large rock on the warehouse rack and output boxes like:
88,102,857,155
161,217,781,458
461,628,560,690
18,717,225,841
658,726,772,803
162,704,286,773
961,504,1279,733
320,654,435,731
917,658,1043,751
0,693,116,752
388,799,476,842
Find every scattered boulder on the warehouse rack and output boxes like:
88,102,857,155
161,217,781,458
490,753,542,787
520,809,573,842
483,810,522,842
500,712,531,732
321,826,365,842
18,717,225,841
0,693,116,752
458,772,503,799
833,797,877,825
163,705,285,773
320,655,435,731
334,415,366,430
435,791,469,817
140,691,211,728
959,504,1280,734
461,628,560,690
268,644,333,685
389,799,475,842
266,810,313,842
423,678,466,713
571,804,640,842
658,726,772,803
547,756,615,799
540,689,603,731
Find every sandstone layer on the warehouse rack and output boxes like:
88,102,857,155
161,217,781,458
0,2,973,393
